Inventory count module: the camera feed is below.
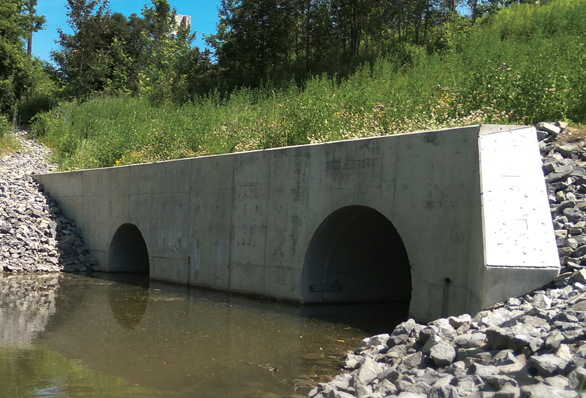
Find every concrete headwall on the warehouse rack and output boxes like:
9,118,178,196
33,125,559,321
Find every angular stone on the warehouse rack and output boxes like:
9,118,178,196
563,237,578,249
532,293,552,310
429,385,459,398
390,333,411,347
509,335,534,352
480,308,524,328
558,200,577,212
536,130,550,141
397,392,427,398
393,319,419,337
454,333,487,349
396,379,415,392
537,122,561,136
494,386,520,398
486,327,514,350
546,172,571,183
520,384,577,398
492,350,518,367
429,319,457,341
374,379,398,396
544,331,565,350
433,375,454,388
567,367,586,390
430,341,456,367
555,345,573,362
342,354,362,369
563,208,584,222
423,334,444,355
378,367,400,383
526,354,568,377
361,334,391,349
573,245,586,257
494,363,531,381
486,375,518,390
333,390,355,398
556,143,580,157
420,368,444,386
455,377,478,397
417,327,434,345
449,314,472,329
406,381,432,395
572,269,586,283
469,363,499,378
543,375,569,389
356,382,373,397
330,373,353,391
358,356,383,385
398,352,422,372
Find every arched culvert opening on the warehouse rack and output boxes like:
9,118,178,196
107,224,150,273
302,206,411,305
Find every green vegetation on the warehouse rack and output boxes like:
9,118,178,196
2,0,585,170
0,0,59,125
0,345,163,397
0,116,18,155
30,0,586,171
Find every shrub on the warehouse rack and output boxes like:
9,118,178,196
18,93,58,125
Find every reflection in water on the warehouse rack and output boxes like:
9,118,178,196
0,274,60,347
301,301,410,334
0,273,408,397
106,274,149,329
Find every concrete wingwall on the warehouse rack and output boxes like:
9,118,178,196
33,125,559,321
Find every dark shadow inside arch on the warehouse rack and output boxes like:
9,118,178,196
108,224,150,273
302,206,411,307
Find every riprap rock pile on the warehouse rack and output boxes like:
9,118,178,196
310,270,586,398
0,131,98,273
538,122,586,275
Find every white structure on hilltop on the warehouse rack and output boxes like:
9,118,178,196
174,14,191,34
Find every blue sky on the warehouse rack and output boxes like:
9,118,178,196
33,0,221,63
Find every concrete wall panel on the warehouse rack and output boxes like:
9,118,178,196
33,125,560,321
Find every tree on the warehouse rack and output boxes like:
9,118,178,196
53,0,110,105
21,0,45,56
207,0,294,89
140,0,209,102
0,0,49,116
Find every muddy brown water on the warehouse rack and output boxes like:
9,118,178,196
0,273,408,397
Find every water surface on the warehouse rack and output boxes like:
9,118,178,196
0,273,407,397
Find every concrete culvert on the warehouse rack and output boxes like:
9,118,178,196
107,224,150,273
302,205,411,304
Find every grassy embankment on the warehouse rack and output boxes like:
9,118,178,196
0,116,19,156
31,0,586,171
